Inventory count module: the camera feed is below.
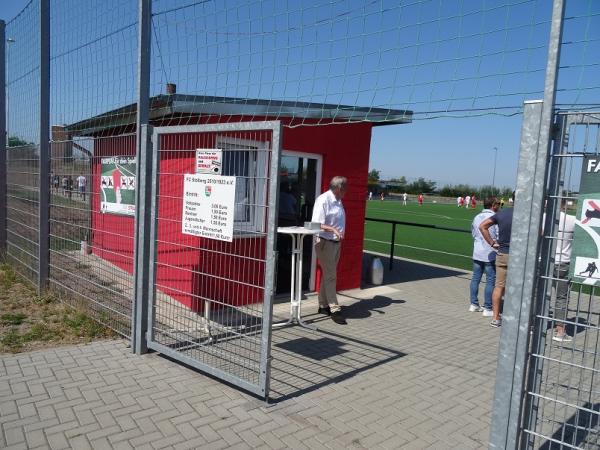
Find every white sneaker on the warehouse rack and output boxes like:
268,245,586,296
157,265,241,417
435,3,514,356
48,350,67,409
482,309,493,317
552,334,573,343
469,304,483,312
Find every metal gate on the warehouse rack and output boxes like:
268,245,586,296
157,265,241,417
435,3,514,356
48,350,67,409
490,108,600,449
519,111,600,449
145,122,281,398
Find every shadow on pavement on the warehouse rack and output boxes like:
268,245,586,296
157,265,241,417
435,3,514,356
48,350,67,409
544,316,590,337
538,402,599,449
339,295,405,320
270,326,406,403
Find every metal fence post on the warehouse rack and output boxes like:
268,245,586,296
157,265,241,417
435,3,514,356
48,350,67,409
489,1,565,448
38,0,50,292
489,100,544,449
519,113,566,450
0,21,6,258
132,0,152,354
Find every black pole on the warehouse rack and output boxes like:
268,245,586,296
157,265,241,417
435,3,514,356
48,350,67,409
389,223,396,270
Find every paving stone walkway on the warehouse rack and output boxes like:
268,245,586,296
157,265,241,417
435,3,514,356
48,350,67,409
1,258,500,449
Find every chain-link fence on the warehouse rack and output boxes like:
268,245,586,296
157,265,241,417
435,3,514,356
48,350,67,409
1,0,599,423
5,1,40,284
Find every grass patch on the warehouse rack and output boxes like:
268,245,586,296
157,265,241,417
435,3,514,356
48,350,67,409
0,313,27,325
1,329,22,348
0,264,116,354
0,264,18,290
22,323,62,342
63,312,107,337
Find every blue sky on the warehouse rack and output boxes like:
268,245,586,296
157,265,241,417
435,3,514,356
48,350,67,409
2,0,599,190
0,2,28,23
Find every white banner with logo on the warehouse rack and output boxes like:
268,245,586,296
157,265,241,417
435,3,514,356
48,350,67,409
182,174,236,242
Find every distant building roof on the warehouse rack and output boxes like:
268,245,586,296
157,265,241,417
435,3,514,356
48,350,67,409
65,94,412,136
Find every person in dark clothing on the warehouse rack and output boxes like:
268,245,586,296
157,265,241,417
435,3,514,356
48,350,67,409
479,199,514,328
67,175,73,199
581,201,600,224
579,261,598,278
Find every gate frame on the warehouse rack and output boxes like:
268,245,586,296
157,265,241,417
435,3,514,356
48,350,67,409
521,111,600,449
145,121,282,399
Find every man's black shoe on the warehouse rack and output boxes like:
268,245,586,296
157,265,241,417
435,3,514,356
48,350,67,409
318,306,331,316
331,311,347,324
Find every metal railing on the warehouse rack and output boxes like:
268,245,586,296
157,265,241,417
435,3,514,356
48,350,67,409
364,217,471,270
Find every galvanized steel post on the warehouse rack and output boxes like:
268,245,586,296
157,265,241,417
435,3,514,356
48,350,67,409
519,113,566,450
38,0,50,292
489,100,544,450
0,21,6,257
132,0,152,354
489,0,565,448
259,120,282,401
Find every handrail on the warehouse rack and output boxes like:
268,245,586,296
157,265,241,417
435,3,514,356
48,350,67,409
364,217,471,269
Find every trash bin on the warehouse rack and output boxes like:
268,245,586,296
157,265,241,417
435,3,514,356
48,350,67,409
370,257,384,285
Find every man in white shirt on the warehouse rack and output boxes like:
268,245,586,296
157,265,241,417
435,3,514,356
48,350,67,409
403,192,407,205
76,173,87,201
465,195,471,209
549,200,576,342
312,176,348,324
469,198,499,315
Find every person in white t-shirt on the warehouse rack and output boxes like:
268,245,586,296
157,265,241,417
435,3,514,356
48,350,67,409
76,173,87,201
465,195,471,209
548,199,576,342
469,197,500,315
312,176,347,325
403,192,407,205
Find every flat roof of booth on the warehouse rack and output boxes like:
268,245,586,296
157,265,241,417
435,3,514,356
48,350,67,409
65,94,412,136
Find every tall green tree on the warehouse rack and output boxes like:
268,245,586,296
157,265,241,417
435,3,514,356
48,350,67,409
368,169,380,183
8,136,31,147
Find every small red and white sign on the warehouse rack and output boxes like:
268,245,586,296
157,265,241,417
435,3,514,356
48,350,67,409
196,149,222,175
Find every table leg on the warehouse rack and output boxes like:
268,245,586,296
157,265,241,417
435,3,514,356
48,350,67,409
273,234,296,328
295,234,317,331
201,299,216,343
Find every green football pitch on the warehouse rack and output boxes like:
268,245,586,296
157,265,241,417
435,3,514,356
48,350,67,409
364,199,488,271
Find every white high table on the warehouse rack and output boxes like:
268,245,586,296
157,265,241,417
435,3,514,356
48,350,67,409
274,226,320,330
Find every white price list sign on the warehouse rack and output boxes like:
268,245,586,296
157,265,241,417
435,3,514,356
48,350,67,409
182,174,237,242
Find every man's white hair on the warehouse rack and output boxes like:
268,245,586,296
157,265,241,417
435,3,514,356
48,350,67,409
329,176,347,191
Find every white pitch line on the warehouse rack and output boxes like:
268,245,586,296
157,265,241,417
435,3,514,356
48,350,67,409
367,207,472,222
364,238,471,259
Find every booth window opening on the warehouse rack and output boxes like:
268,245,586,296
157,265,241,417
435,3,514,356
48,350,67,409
216,135,268,235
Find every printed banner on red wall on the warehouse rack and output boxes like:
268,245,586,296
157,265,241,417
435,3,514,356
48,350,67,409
570,156,600,286
100,156,136,216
